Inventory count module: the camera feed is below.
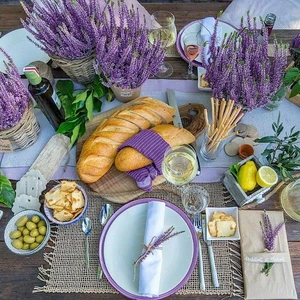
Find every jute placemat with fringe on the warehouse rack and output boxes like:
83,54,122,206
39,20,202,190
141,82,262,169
33,182,243,297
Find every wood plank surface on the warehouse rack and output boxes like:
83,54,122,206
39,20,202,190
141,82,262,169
0,3,299,300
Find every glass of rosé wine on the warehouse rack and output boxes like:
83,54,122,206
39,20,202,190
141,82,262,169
182,31,200,80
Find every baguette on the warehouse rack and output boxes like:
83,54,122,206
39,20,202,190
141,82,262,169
115,124,195,172
77,98,175,183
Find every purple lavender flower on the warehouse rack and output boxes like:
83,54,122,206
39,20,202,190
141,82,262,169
0,48,31,130
202,12,288,111
93,2,165,89
20,0,104,59
259,210,285,276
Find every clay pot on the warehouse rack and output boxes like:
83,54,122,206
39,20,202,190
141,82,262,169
238,144,254,159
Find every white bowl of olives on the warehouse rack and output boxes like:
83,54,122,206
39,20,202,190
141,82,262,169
4,210,50,255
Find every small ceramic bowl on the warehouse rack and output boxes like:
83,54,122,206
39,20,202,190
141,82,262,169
205,207,240,241
238,144,254,159
43,183,88,225
4,210,51,255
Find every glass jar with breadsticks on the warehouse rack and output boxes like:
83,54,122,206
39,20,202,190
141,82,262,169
200,98,244,161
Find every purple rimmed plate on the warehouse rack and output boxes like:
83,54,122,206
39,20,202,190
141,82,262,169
99,198,198,299
176,19,237,67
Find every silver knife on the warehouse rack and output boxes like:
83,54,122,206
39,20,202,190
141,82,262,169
166,88,201,175
202,213,219,288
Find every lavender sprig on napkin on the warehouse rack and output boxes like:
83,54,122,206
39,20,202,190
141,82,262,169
260,210,285,276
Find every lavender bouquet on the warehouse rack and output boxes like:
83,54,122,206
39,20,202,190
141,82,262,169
93,2,165,89
0,48,31,130
21,0,102,59
202,13,288,111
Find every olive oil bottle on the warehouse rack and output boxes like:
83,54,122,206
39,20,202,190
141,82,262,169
23,66,64,130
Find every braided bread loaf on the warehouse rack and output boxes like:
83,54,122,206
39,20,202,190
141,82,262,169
77,97,175,183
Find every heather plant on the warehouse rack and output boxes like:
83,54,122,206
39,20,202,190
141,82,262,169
93,2,165,89
0,48,31,130
202,13,288,111
20,0,102,59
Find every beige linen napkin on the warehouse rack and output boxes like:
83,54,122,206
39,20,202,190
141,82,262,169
139,201,165,297
239,210,297,299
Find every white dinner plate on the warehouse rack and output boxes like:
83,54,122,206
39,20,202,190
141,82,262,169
99,198,198,299
176,20,236,67
0,28,50,74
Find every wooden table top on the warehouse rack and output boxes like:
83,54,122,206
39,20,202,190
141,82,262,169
0,3,299,300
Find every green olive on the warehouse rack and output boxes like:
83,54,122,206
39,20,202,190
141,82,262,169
22,243,30,250
11,239,23,249
17,226,25,232
24,235,35,244
38,220,46,227
22,228,30,236
35,235,45,244
31,215,40,224
18,236,24,243
30,228,39,237
29,242,40,250
38,225,47,236
26,221,37,231
15,215,29,227
9,230,22,239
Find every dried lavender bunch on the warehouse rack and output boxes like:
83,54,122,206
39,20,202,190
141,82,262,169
259,210,285,276
202,12,288,111
0,48,31,130
20,0,103,59
290,33,300,68
133,226,184,280
94,2,165,89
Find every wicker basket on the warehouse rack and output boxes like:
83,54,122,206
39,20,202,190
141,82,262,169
50,52,96,84
0,101,40,151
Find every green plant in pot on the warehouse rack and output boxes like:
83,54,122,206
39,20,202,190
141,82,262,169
255,113,300,181
283,33,300,101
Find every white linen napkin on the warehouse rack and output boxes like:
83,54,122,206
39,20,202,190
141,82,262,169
139,201,166,297
200,17,223,63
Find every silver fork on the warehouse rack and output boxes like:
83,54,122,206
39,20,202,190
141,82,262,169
193,213,205,291
202,213,219,288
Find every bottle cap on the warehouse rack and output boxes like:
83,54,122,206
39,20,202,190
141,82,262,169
23,65,42,85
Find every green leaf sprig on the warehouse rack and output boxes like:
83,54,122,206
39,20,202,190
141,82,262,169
56,75,113,147
229,163,240,180
283,66,300,98
255,113,300,181
0,172,15,208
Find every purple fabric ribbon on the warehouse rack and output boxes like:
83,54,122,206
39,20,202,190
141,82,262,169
118,130,170,191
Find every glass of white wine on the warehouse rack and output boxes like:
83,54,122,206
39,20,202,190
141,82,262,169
162,144,210,215
182,31,200,80
149,11,177,78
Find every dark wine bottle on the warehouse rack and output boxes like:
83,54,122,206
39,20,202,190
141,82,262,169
23,66,64,130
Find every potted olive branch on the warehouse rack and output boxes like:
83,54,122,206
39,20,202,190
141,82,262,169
255,113,300,181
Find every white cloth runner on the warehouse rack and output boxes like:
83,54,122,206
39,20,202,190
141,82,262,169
200,17,222,63
139,201,166,297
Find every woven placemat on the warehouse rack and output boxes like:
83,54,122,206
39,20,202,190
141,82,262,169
33,182,243,297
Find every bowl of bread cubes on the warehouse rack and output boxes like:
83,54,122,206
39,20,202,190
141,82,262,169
206,207,240,241
43,180,88,225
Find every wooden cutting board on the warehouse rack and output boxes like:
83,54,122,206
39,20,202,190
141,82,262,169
76,98,206,203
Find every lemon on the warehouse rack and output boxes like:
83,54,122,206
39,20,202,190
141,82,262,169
237,161,257,192
256,166,278,188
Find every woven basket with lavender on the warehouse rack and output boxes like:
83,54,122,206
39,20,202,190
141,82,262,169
0,48,40,151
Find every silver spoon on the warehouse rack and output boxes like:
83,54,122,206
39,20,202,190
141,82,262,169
82,217,92,269
97,203,114,279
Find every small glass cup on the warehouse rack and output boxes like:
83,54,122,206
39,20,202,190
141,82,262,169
200,129,224,161
181,185,210,215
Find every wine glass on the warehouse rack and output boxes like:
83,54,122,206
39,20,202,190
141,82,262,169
182,31,200,80
149,11,177,78
161,144,210,214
